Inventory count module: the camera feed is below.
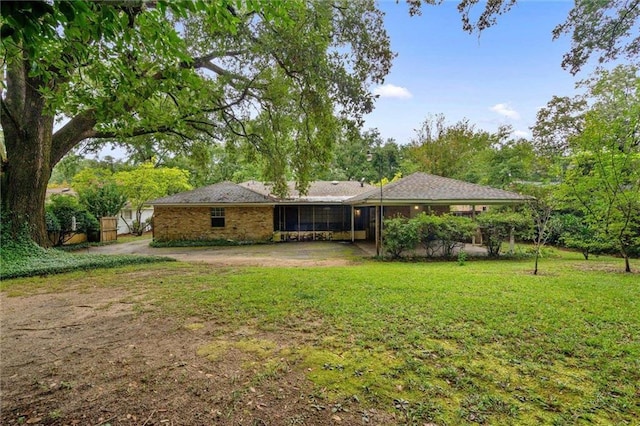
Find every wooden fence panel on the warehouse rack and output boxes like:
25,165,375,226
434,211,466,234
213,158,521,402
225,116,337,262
100,217,118,242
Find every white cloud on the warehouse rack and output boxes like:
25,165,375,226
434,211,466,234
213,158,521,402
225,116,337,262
374,84,413,99
490,103,520,120
513,129,530,139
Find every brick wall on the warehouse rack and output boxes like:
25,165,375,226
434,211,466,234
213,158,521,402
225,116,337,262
153,205,274,242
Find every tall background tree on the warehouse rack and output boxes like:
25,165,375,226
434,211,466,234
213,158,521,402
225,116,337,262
559,66,640,272
114,163,192,235
403,114,547,188
405,114,517,184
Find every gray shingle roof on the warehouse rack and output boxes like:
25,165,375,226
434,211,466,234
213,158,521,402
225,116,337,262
347,172,531,204
240,180,375,203
150,181,276,205
150,174,530,206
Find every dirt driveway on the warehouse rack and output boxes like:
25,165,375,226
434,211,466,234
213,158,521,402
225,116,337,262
85,239,373,267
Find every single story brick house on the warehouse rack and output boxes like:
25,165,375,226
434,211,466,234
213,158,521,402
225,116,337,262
150,172,530,243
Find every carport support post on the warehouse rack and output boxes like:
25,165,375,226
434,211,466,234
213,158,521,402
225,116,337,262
351,206,355,242
379,204,383,257
375,203,379,254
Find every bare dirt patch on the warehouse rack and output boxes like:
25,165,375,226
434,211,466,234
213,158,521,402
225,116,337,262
1,286,395,425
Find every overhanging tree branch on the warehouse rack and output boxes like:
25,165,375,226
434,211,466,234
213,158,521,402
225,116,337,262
51,110,99,164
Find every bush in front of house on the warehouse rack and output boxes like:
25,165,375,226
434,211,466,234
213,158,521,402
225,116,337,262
384,211,531,260
382,216,419,259
414,213,443,257
437,214,477,257
413,213,476,258
383,213,477,259
476,211,530,257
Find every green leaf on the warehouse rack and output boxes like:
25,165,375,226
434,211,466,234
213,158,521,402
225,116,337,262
58,1,76,22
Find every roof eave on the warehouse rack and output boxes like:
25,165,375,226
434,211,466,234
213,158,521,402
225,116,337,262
348,198,531,205
150,202,276,207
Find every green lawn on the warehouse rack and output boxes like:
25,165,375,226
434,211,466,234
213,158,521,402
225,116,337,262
3,254,638,424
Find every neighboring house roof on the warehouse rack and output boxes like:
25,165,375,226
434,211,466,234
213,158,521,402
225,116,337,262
46,187,76,199
239,180,375,203
347,172,532,205
150,181,276,205
121,202,154,211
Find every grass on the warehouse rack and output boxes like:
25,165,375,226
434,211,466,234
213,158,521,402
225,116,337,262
2,253,639,424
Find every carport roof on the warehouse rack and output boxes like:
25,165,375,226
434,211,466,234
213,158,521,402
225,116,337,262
347,172,532,205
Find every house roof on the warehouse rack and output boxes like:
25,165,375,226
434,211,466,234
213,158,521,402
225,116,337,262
150,174,531,206
347,172,532,205
239,180,375,203
150,181,276,205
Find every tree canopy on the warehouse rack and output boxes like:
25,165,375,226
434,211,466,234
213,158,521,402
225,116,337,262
114,163,192,235
1,0,393,245
407,0,640,75
2,0,639,247
560,66,640,272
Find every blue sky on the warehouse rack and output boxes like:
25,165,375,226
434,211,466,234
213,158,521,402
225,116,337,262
364,0,583,144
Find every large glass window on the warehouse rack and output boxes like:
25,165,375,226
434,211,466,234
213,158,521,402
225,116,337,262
211,207,225,228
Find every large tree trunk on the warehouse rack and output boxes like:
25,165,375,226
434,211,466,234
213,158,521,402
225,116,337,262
2,53,98,247
1,58,55,247
2,118,54,247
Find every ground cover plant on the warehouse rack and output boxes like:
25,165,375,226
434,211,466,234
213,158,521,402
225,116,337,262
0,236,172,279
1,251,638,425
